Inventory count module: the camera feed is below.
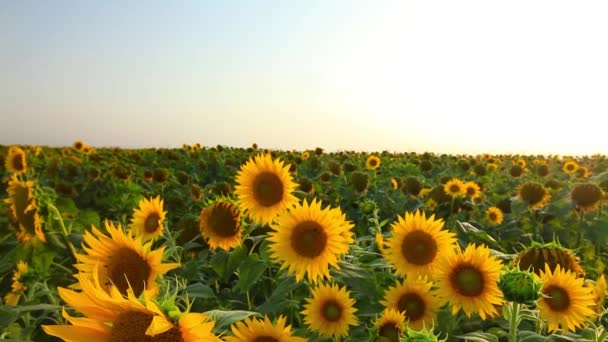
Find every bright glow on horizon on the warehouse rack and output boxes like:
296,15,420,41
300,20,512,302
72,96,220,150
0,1,607,155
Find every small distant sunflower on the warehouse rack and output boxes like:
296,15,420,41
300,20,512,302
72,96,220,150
563,160,579,174
537,265,595,333
487,163,498,171
268,199,354,283
129,196,167,242
391,178,400,190
72,140,85,151
443,178,466,198
5,146,27,174
224,315,306,342
235,153,298,225
576,166,590,179
366,155,381,170
75,220,180,298
4,261,29,306
199,199,243,251
374,309,406,342
516,158,527,168
376,232,386,255
302,283,358,338
385,211,456,279
380,277,444,330
486,207,504,225
4,176,45,243
302,151,310,160
436,244,504,319
518,182,551,209
571,183,603,212
464,181,481,200
514,243,584,277
425,199,438,211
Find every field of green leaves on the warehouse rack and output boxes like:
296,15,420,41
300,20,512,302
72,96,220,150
2,142,608,341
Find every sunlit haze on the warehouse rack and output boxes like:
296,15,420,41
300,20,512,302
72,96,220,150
1,1,607,155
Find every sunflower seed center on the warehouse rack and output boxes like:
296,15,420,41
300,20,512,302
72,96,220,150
110,311,153,342
253,172,284,207
451,265,484,297
401,230,438,266
397,293,426,321
544,285,570,312
144,213,161,233
322,300,342,322
106,247,151,296
207,202,240,237
291,220,327,258
379,323,401,341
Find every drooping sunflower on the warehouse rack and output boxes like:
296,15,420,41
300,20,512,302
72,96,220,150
576,166,590,179
563,160,579,174
5,146,27,174
571,183,603,212
443,178,466,198
518,182,551,209
224,315,307,342
4,261,29,306
537,265,595,333
75,220,180,298
513,242,585,277
129,196,167,242
4,175,46,243
366,155,381,170
302,283,358,338
268,199,354,283
384,211,456,279
436,244,504,319
374,309,406,342
43,272,219,342
589,275,607,316
486,206,504,225
464,181,481,201
380,276,444,330
199,199,243,251
235,153,298,225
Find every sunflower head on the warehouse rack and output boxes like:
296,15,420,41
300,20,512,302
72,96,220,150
390,178,401,190
464,181,481,200
351,171,370,193
443,178,466,198
576,166,590,179
537,164,549,177
268,199,354,283
374,309,406,342
199,199,243,251
224,315,306,342
571,183,603,212
4,261,29,306
72,140,85,151
190,184,203,201
537,265,595,333
486,206,504,225
153,168,170,183
5,146,27,174
328,161,342,176
563,160,579,174
235,153,298,225
385,211,456,279
590,275,607,315
129,196,167,242
302,283,358,338
510,165,524,178
498,267,542,305
518,182,551,209
402,177,423,197
4,176,46,243
366,155,381,170
514,242,585,277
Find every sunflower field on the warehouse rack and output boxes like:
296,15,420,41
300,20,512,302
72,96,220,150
2,142,608,341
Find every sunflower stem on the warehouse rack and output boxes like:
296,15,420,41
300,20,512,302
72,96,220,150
246,289,252,310
47,203,78,259
508,302,520,342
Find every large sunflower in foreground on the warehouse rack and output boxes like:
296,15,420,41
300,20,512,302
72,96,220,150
199,199,243,251
302,283,358,338
235,153,298,225
75,220,179,298
537,265,595,333
268,199,354,283
436,244,504,319
384,211,456,279
4,175,46,243
380,276,444,331
129,196,167,242
224,315,307,342
43,272,219,341
374,309,406,342
5,146,27,174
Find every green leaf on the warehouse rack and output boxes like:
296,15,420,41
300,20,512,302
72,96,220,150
186,283,216,299
455,332,499,342
203,310,260,332
238,254,267,293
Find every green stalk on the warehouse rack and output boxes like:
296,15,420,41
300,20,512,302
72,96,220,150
508,302,520,342
48,204,77,259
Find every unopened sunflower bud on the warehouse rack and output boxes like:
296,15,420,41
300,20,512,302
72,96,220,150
498,268,542,304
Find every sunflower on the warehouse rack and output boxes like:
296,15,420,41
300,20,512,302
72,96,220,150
75,220,180,298
563,160,579,174
224,315,306,342
374,309,406,342
576,166,590,179
376,232,386,255
4,176,46,243
72,140,85,151
443,178,466,198
129,196,167,242
518,182,551,209
487,163,498,171
513,243,585,277
571,183,603,211
43,272,219,341
464,181,481,200
302,283,358,338
425,199,438,211
4,261,29,306
590,275,607,316
268,199,354,283
380,277,444,330
5,146,27,174
199,199,243,251
384,211,456,279
302,151,310,160
366,155,381,170
391,178,400,190
436,244,504,319
537,265,595,333
486,206,504,225
235,153,298,225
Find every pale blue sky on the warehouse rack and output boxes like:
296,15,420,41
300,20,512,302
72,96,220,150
1,1,607,155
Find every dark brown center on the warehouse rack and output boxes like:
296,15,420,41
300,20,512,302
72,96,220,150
106,247,152,296
450,264,485,297
543,285,570,312
401,231,438,266
110,311,154,342
208,203,240,237
291,220,327,258
12,154,24,171
397,293,426,321
253,172,284,207
321,300,343,322
144,213,161,233
379,322,401,342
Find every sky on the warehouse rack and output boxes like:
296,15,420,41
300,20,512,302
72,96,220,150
1,1,607,155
